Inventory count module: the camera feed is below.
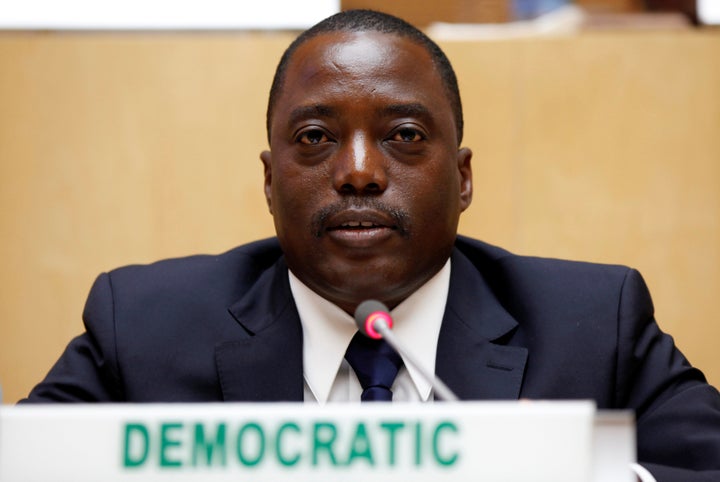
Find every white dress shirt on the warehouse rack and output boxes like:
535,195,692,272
288,260,451,404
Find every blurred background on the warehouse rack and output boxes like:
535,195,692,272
1,0,719,403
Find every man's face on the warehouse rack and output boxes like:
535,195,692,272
261,31,472,315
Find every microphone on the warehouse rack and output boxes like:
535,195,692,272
354,300,459,402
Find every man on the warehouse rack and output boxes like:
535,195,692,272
22,9,720,480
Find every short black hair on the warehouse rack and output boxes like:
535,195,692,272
266,9,464,145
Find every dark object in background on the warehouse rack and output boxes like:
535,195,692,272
646,0,698,23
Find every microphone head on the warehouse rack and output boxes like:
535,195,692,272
354,300,393,339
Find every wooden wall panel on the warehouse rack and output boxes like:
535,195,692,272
1,31,719,403
450,33,720,391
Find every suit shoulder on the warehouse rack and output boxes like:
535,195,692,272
103,237,283,296
455,235,634,294
457,234,629,271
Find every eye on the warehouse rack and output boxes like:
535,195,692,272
391,127,424,143
296,128,330,145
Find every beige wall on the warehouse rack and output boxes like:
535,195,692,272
1,31,718,403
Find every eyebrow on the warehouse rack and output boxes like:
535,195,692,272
380,103,432,120
286,102,433,129
288,104,337,127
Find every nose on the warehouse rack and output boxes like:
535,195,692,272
332,132,388,195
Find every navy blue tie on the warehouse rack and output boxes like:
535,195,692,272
344,332,403,402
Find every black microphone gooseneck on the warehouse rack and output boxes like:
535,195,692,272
353,300,459,402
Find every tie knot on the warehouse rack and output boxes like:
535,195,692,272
344,332,403,402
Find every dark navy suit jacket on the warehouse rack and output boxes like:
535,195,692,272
23,236,720,480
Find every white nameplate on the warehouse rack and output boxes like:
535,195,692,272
0,401,633,481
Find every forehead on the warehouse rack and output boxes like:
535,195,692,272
275,31,448,114
294,30,431,76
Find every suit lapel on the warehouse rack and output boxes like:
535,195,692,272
214,243,528,402
216,258,304,401
436,249,528,400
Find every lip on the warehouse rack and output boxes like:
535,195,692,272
323,208,398,248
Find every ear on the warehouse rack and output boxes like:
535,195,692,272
260,150,273,214
457,147,473,212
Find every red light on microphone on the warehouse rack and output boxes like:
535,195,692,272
364,311,393,339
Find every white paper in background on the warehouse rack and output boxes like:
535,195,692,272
0,0,340,30
698,0,720,25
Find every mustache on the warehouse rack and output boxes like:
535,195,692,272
311,198,410,238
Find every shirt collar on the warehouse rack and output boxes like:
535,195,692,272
289,259,451,403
